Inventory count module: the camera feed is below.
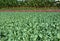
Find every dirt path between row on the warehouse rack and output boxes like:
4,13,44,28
0,10,60,12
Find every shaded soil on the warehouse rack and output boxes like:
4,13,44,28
0,10,60,12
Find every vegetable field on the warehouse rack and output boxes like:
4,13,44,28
0,12,60,41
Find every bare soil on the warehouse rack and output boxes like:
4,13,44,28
0,10,60,12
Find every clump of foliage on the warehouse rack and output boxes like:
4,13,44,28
0,0,60,8
0,12,60,41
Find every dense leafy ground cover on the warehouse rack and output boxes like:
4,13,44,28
0,12,60,41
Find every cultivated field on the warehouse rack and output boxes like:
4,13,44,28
0,12,60,41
